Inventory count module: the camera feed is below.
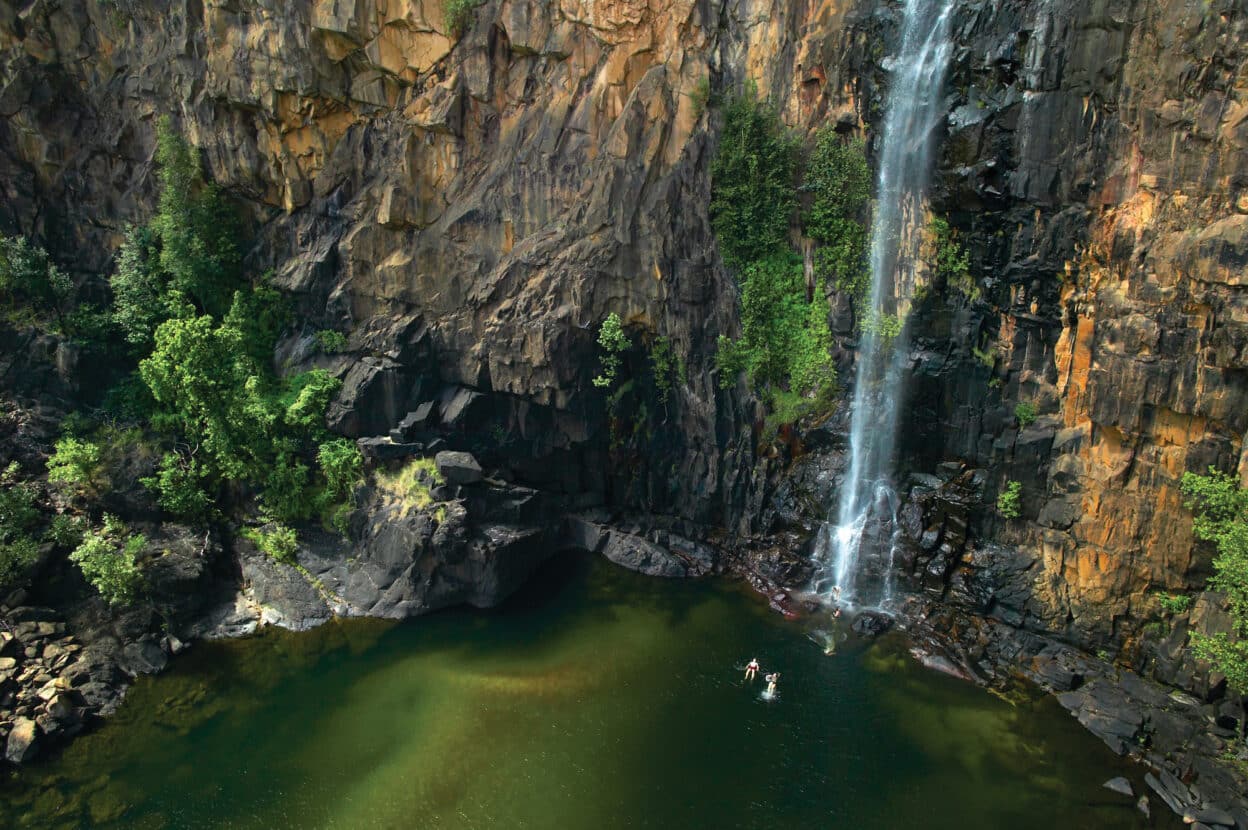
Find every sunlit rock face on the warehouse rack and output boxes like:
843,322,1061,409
3,0,1248,667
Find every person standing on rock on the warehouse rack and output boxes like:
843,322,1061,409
745,658,760,681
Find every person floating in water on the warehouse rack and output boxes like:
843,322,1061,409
765,672,780,696
745,658,760,681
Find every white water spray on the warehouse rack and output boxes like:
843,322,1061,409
816,0,958,609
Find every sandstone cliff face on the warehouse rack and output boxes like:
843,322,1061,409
3,0,1247,676
0,0,771,530
895,0,1248,672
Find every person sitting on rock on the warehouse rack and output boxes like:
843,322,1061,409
745,658,760,681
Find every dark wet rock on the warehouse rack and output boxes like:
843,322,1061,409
1103,777,1133,797
240,544,332,632
600,530,687,578
435,451,483,486
120,640,169,677
1145,770,1195,816
357,436,423,460
1191,807,1236,827
850,612,893,638
391,403,436,441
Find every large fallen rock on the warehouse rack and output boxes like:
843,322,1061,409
435,451,483,486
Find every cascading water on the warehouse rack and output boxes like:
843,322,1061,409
815,0,957,609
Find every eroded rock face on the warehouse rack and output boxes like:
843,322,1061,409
0,0,778,534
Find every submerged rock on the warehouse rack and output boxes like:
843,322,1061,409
1103,777,1133,797
5,717,39,764
850,612,893,638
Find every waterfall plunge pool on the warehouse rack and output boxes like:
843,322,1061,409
1,552,1173,829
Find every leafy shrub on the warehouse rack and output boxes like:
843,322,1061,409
710,85,798,266
971,344,996,369
860,310,904,341
70,516,145,606
929,216,977,301
445,0,481,37
0,537,39,595
315,329,348,353
716,254,835,402
260,451,311,522
318,438,363,534
243,524,298,565
690,76,712,119
0,235,72,330
649,336,686,405
46,437,104,494
1156,592,1193,615
45,514,87,550
1181,468,1248,694
1014,402,1038,429
996,480,1022,519
143,452,213,520
592,313,628,389
0,462,42,592
0,463,40,537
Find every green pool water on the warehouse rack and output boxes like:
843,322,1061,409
2,552,1172,829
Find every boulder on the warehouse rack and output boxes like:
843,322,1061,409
358,436,422,460
436,451,483,486
4,717,39,764
599,530,687,578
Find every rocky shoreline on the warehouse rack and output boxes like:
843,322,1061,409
5,463,1246,829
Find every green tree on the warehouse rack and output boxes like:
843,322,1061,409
1181,468,1248,694
1014,402,1038,429
0,235,73,330
592,313,629,389
804,132,871,245
710,85,798,266
151,116,243,318
110,225,170,350
716,254,835,401
0,463,42,592
319,438,363,502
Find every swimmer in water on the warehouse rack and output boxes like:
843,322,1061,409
765,672,780,696
745,658,760,681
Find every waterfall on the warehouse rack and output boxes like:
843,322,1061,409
815,0,957,609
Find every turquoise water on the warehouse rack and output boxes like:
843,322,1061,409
2,553,1171,829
